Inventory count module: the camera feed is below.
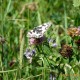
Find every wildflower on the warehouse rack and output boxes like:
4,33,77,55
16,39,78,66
24,48,36,63
29,37,36,45
59,44,73,58
29,36,45,45
67,27,80,38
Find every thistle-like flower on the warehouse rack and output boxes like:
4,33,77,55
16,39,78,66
67,27,80,38
59,44,73,58
29,36,45,45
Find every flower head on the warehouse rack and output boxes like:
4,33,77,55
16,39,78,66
59,44,73,58
24,48,36,63
29,36,45,45
67,27,80,38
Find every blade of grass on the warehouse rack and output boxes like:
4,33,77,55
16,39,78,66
63,1,68,44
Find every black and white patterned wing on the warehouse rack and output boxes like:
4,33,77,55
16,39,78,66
27,21,52,38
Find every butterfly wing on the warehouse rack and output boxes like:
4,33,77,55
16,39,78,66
27,21,52,38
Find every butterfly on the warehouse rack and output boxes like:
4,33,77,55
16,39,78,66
27,21,52,38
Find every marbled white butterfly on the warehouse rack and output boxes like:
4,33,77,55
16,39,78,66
27,22,52,38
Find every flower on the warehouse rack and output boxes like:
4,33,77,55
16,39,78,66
67,27,80,38
59,44,73,58
29,36,45,45
24,48,36,63
29,38,36,45
24,48,36,59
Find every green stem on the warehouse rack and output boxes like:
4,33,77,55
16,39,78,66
19,28,24,78
63,2,68,44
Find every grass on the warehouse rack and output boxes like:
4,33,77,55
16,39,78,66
0,0,80,80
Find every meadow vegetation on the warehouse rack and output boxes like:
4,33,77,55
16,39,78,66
0,0,80,80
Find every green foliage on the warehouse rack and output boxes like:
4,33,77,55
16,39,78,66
73,0,80,7
0,0,80,80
